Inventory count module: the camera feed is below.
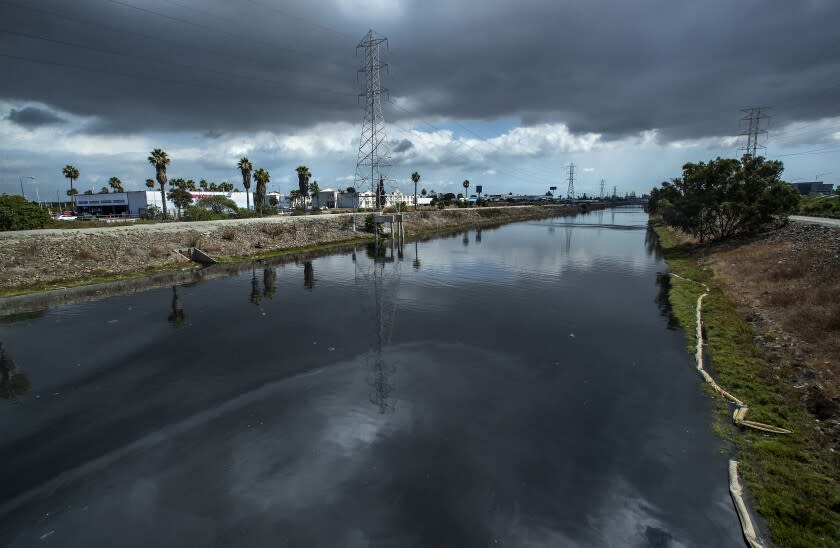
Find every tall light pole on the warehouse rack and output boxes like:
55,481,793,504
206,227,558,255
19,176,35,200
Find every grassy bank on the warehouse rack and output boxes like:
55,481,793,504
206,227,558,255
654,222,840,547
0,264,201,299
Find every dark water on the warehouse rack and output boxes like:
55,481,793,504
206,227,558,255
0,207,742,547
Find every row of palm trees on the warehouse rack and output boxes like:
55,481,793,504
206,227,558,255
63,152,442,216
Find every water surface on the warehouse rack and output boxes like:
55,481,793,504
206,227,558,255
0,207,742,547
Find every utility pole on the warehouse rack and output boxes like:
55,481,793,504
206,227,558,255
354,30,391,207
567,163,575,202
599,179,605,200
738,107,770,157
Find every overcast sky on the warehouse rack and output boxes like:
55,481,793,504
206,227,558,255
1,0,839,200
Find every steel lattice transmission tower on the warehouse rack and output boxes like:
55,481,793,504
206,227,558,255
354,30,391,199
566,163,575,201
599,179,605,200
738,107,770,157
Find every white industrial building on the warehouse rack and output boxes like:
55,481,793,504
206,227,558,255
74,187,418,218
75,191,262,218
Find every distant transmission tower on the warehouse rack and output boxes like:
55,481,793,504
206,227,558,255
354,30,391,202
612,185,617,199
599,179,605,200
738,107,770,157
567,163,575,201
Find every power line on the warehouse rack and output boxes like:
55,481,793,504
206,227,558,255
776,146,840,158
0,28,355,99
0,52,356,103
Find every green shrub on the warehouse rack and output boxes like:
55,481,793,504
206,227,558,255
0,195,53,231
196,196,238,215
183,205,226,221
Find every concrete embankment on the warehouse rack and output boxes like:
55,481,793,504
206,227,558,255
0,205,584,294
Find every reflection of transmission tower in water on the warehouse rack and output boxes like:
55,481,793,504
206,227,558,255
354,238,404,414
563,217,573,253
354,30,391,199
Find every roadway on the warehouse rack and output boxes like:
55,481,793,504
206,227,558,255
789,215,840,228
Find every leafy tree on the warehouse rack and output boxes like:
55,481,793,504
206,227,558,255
147,148,171,218
0,194,52,231
309,180,321,208
288,189,303,208
463,179,470,203
67,188,79,199
196,195,238,215
220,182,234,192
108,176,124,193
238,157,253,211
421,188,427,196
99,186,110,194
411,171,421,210
296,166,311,200
185,179,197,191
167,187,193,219
62,165,80,209
254,168,270,211
145,178,155,189
199,179,208,191
648,155,800,242
209,182,218,191
83,189,94,195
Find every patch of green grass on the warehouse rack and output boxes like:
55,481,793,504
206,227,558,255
799,194,840,219
654,221,840,547
0,265,200,299
214,235,375,263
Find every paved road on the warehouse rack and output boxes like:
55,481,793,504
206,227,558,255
789,215,840,228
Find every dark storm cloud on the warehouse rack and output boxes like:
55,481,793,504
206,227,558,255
1,0,839,141
6,105,65,127
392,138,413,153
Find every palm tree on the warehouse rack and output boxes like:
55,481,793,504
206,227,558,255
253,168,270,212
199,179,208,191
148,148,171,219
145,178,155,189
62,165,79,209
463,179,470,204
295,165,311,205
108,176,124,193
99,186,110,194
309,180,320,208
411,171,421,210
237,157,253,211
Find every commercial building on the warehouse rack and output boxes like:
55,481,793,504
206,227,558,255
76,191,264,218
791,181,835,196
